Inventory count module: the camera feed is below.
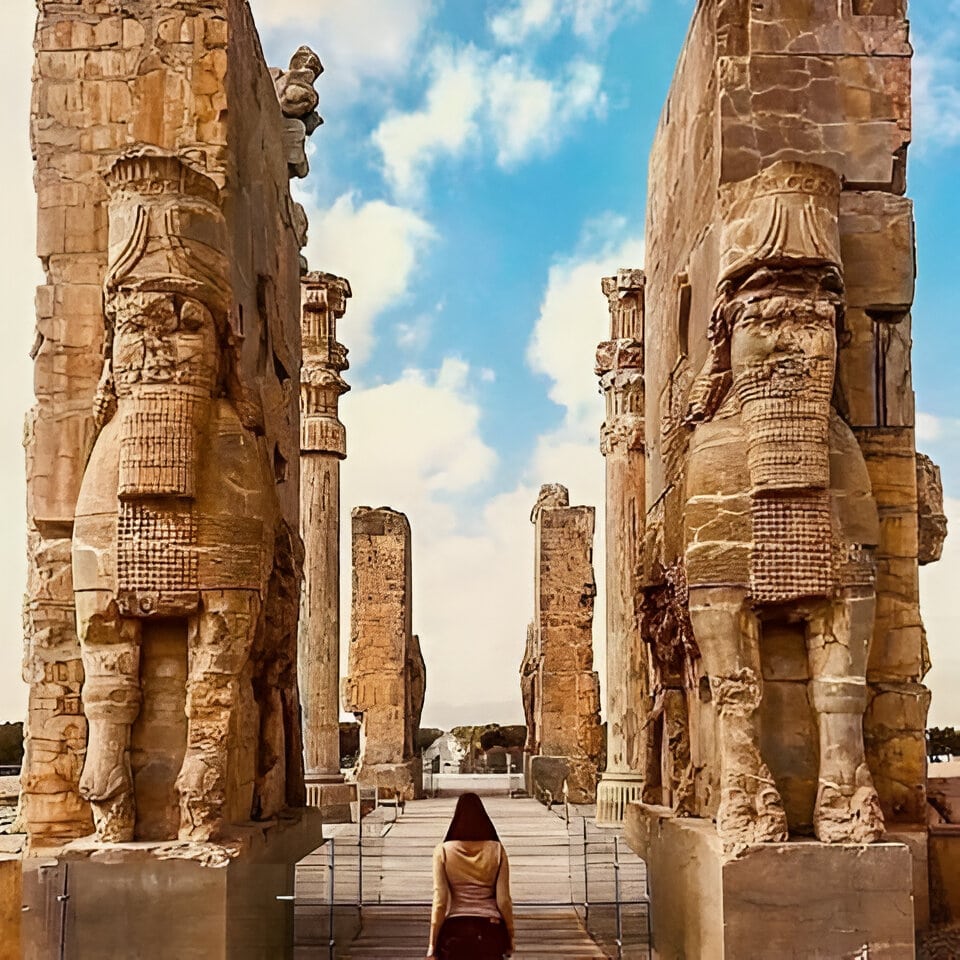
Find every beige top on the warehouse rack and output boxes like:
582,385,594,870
427,840,515,955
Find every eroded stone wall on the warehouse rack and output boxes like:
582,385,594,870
526,484,602,803
25,0,316,847
343,507,424,800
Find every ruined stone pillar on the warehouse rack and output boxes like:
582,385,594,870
342,508,425,801
527,485,602,804
299,272,351,799
595,269,648,826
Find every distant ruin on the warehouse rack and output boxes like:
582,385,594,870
343,507,426,801
522,484,602,804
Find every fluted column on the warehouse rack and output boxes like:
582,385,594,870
299,272,351,796
595,269,648,825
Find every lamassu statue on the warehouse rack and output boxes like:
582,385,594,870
675,161,883,850
72,152,296,843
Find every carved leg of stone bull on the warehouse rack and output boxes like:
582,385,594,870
688,586,788,850
77,591,142,842
806,587,884,843
177,589,260,842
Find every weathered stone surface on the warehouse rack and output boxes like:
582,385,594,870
21,809,322,960
299,273,351,797
343,508,425,801
25,0,311,851
524,485,602,804
627,804,915,960
615,0,947,943
917,453,948,565
0,856,21,960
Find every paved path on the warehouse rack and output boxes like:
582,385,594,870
295,797,630,958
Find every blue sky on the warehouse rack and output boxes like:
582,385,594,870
0,1,957,730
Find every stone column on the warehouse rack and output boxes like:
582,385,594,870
527,485,603,804
299,273,351,798
342,507,424,801
595,269,648,825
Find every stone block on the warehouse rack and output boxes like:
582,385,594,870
22,811,322,960
626,805,916,959
929,827,960,927
0,856,21,960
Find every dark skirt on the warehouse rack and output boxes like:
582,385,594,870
436,915,510,960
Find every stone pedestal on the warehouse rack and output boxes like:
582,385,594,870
360,758,422,803
626,804,916,960
306,782,357,824
0,855,21,960
596,773,645,827
22,811,323,960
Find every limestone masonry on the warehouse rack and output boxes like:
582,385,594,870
523,484,603,804
343,507,426,801
620,0,949,955
22,2,327,953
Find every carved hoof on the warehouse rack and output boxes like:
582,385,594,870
718,776,789,853
754,781,790,843
176,757,223,843
80,735,132,803
815,775,885,844
91,793,136,843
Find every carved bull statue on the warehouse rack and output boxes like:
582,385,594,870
681,161,884,850
72,152,288,843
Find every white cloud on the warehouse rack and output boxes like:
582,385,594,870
923,497,960,726
0,5,48,723
488,58,606,167
303,192,435,368
340,360,533,729
248,0,436,102
372,46,485,201
372,47,606,200
912,16,960,153
527,232,645,421
489,0,650,47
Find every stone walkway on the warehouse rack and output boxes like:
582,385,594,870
296,796,645,958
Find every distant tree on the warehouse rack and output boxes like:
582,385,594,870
927,727,960,761
0,723,23,766
417,728,444,752
339,722,360,766
479,727,507,751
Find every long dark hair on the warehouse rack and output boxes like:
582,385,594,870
444,792,500,842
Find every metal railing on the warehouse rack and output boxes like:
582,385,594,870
565,813,649,960
294,803,651,959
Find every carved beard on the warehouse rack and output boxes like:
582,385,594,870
730,298,839,602
735,352,834,491
118,389,207,499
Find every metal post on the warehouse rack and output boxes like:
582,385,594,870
328,838,336,960
358,821,364,906
57,863,69,960
582,817,590,922
613,836,623,960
